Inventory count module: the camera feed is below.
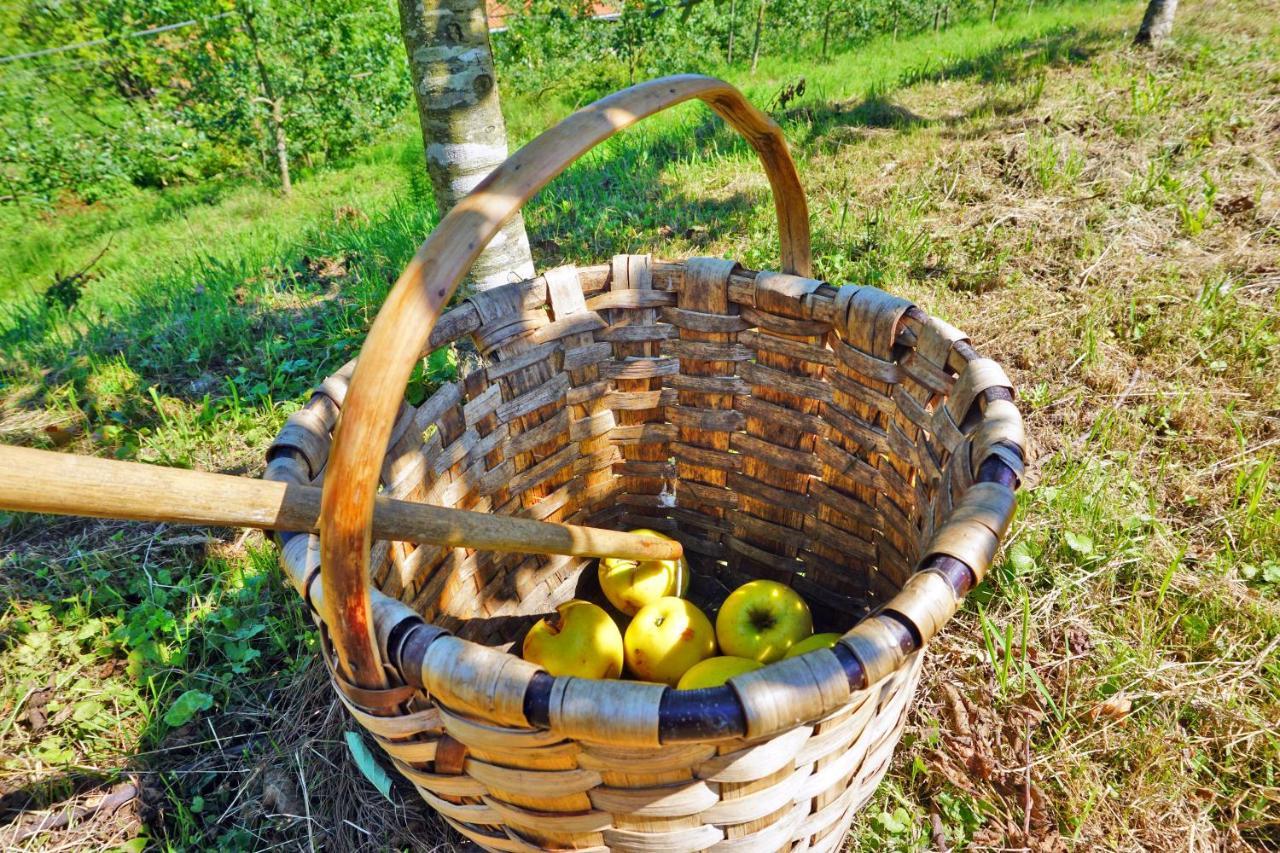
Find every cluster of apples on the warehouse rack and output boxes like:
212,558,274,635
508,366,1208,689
522,529,841,689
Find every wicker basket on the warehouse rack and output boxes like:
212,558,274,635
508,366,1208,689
265,75,1025,852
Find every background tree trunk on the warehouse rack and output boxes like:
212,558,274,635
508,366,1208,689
727,0,736,64
821,2,832,61
398,0,535,291
241,7,291,196
750,0,766,73
267,97,292,197
1134,0,1178,47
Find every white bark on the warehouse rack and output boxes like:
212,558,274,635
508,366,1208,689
1135,0,1178,47
398,0,535,290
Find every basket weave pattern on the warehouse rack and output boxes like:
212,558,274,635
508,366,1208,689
267,255,1024,852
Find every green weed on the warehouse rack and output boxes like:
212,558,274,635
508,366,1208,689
1025,130,1087,192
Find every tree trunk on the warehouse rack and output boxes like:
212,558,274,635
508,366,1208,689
1134,0,1178,47
627,20,636,84
821,2,832,61
750,0,765,74
268,96,292,197
991,0,999,23
398,0,535,290
241,7,291,196
727,0,736,64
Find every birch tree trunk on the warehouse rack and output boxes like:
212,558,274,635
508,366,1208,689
398,0,535,290
1134,0,1178,47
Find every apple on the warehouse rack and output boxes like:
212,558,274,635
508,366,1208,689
624,597,717,686
716,579,813,663
522,599,624,679
784,632,842,658
677,655,762,689
598,529,689,615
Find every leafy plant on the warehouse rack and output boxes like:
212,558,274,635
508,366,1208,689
1025,130,1086,191
163,689,214,727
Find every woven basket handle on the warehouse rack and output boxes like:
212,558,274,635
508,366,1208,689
321,75,811,686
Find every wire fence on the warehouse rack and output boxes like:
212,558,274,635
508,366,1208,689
0,12,235,65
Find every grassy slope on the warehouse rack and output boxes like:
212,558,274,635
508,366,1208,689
2,0,1278,849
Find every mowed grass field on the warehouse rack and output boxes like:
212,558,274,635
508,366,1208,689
1,0,1277,849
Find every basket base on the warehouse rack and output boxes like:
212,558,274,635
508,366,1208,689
325,641,923,853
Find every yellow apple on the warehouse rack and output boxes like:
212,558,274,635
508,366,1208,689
784,632,842,658
598,529,689,616
624,597,716,686
677,655,762,689
716,579,813,663
522,600,623,679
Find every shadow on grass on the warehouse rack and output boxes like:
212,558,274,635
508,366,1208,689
902,23,1109,86
0,514,454,849
789,24,1115,146
0,20,1120,435
0,26,1124,844
1,105,756,452
0,97,770,849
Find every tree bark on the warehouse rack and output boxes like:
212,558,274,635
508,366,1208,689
626,18,636,84
398,0,535,290
821,2,832,61
750,0,766,74
241,7,291,196
1134,0,1178,47
727,0,736,64
267,96,292,197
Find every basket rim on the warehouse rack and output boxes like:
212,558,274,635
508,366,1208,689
269,256,1026,746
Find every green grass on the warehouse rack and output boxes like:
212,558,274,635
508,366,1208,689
2,0,1279,848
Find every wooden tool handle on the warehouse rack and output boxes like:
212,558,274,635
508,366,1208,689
322,75,809,686
0,445,684,564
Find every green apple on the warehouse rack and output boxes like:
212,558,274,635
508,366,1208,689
624,597,717,686
598,528,689,616
522,599,623,679
715,579,813,663
677,655,762,689
784,632,842,658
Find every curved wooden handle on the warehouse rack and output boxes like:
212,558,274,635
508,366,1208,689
321,75,810,687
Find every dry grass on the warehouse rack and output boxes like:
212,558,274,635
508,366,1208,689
2,1,1277,850
815,2,1280,849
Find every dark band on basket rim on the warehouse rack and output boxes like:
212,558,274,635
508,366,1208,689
382,446,1022,743
318,330,1023,735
